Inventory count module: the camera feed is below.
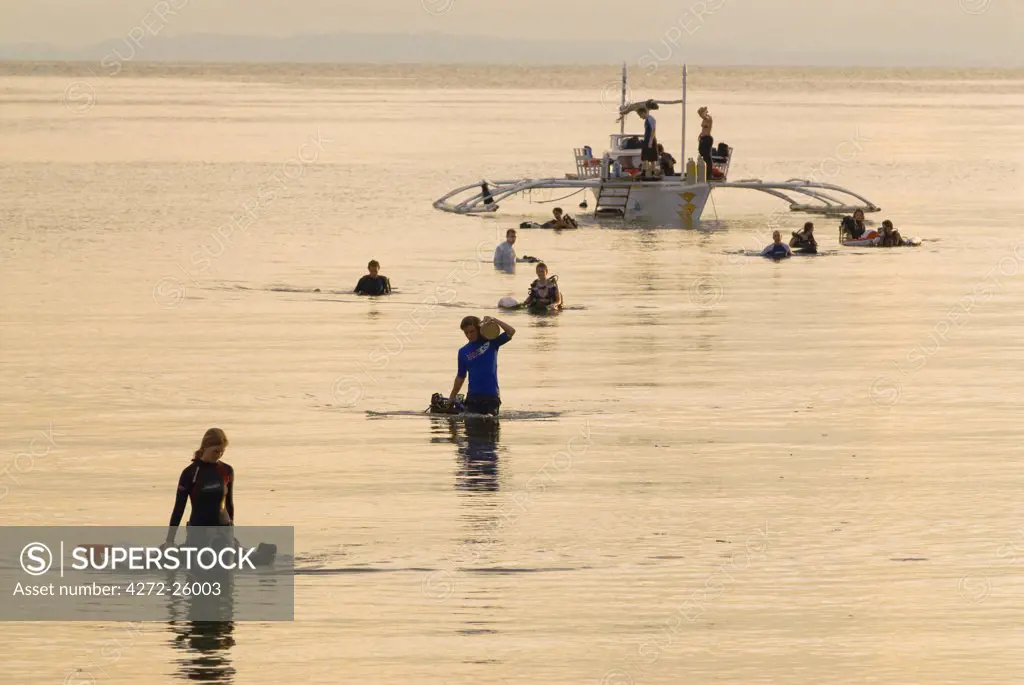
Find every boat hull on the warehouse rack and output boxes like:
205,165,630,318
602,180,712,227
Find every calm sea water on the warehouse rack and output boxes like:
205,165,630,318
1,62,1023,684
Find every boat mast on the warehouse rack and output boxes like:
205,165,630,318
681,64,687,167
620,62,627,135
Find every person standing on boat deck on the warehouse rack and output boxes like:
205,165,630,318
355,260,392,296
697,107,714,181
637,108,658,178
449,315,516,417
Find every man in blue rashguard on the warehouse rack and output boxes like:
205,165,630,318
449,315,516,416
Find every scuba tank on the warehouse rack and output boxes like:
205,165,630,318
685,158,697,184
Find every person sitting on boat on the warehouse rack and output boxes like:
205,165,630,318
637,108,658,178
541,208,578,229
840,208,874,241
878,219,905,247
697,106,714,180
657,144,677,176
789,222,818,254
523,262,563,311
354,260,392,295
761,231,793,260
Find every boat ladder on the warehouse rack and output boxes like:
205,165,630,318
594,181,634,217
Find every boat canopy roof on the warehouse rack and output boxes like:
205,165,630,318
617,98,685,122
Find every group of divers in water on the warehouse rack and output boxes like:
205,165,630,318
345,202,915,420
161,210,907,547
161,110,920,548
762,209,913,259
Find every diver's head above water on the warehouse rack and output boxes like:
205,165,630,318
535,262,550,280
460,315,482,342
505,228,517,245
552,207,563,220
772,230,782,244
367,259,380,277
853,209,865,223
194,427,228,463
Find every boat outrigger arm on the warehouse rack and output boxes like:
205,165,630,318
432,63,881,225
433,177,880,217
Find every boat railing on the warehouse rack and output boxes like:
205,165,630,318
572,148,603,180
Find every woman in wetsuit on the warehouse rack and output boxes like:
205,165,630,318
789,221,818,254
841,208,870,240
523,262,563,312
164,428,234,547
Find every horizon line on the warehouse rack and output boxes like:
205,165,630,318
1,59,1022,71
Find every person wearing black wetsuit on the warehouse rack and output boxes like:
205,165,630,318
354,259,392,296
789,222,818,254
165,428,234,548
841,209,868,240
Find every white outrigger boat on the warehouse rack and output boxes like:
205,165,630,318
434,64,882,227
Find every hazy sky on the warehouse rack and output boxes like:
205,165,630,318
1,0,1020,64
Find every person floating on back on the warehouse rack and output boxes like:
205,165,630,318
354,260,392,296
789,222,818,254
449,315,516,416
520,207,577,230
761,230,793,260
523,262,563,311
542,207,578,229
165,428,234,548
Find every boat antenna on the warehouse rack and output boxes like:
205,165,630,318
620,62,627,135
682,64,687,169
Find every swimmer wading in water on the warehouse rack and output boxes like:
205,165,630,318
164,428,234,547
523,262,563,311
449,315,516,416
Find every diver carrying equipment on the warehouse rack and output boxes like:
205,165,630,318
428,393,466,415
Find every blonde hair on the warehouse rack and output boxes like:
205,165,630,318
194,428,228,460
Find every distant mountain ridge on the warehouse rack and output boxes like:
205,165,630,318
0,32,1018,68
